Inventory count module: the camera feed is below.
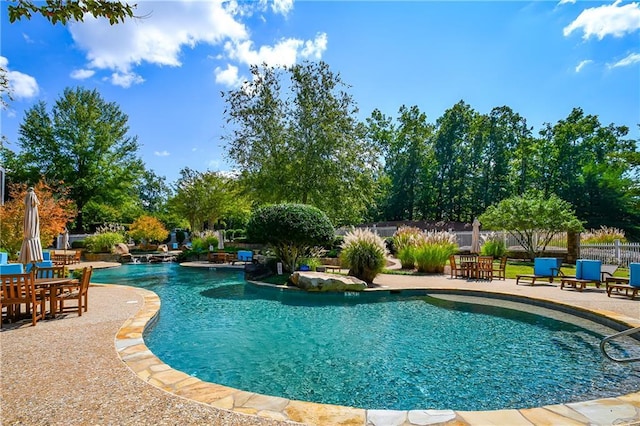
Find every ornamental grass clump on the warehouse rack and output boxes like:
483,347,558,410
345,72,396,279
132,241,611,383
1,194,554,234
480,232,506,257
581,226,627,243
393,226,422,269
84,223,126,253
340,228,388,284
413,230,458,273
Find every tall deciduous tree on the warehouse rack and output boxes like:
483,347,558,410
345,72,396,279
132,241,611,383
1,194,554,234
222,61,380,225
0,180,75,258
479,191,584,258
6,86,144,231
169,168,250,233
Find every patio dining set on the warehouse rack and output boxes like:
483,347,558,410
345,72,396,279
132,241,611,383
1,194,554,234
0,265,92,328
448,254,507,281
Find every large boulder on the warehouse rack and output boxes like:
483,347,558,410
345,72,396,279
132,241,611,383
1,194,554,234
290,271,367,292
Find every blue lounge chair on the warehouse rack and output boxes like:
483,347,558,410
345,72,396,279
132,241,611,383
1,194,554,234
516,257,562,286
606,263,640,299
560,259,607,292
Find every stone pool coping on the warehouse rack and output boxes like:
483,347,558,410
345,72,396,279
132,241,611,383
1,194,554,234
114,273,640,426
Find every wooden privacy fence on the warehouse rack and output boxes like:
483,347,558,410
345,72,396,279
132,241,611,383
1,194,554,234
579,241,640,267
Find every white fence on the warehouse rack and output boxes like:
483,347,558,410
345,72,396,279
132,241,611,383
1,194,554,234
579,241,640,267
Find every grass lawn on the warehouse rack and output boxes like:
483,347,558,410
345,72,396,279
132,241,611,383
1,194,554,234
256,260,629,285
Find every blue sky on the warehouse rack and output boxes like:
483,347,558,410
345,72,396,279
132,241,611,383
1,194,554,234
2,0,639,185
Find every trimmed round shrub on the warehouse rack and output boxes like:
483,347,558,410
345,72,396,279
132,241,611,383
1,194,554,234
340,228,388,284
247,204,335,273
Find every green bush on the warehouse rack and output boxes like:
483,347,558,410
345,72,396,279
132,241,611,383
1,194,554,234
71,240,86,249
480,233,507,257
393,226,423,252
84,232,126,253
340,228,388,284
397,246,416,269
247,204,334,272
298,257,322,271
191,232,219,251
414,243,457,273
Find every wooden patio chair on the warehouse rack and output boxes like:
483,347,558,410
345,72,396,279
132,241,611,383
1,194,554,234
1,272,45,328
476,256,494,281
449,255,464,279
492,256,507,280
57,267,92,316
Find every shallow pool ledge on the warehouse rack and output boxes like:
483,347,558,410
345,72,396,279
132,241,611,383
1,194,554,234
114,285,640,426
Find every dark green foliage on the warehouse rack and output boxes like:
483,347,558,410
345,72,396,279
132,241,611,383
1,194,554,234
247,204,334,272
71,240,85,249
8,0,136,25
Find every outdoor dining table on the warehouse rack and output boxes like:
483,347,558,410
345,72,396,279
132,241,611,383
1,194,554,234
34,277,76,318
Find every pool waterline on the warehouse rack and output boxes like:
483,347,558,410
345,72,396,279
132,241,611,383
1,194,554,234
95,264,640,424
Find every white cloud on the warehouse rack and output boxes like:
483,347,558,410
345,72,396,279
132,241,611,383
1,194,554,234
70,68,95,80
575,59,593,72
609,52,640,68
225,32,328,68
69,1,248,77
65,0,324,89
558,0,576,4
563,0,640,40
272,0,294,15
301,33,327,59
215,64,242,87
155,150,170,157
0,56,39,100
110,71,145,88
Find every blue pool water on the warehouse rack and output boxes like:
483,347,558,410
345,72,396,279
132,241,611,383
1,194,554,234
92,263,640,411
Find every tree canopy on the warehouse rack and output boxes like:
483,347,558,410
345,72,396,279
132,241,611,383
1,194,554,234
168,168,250,233
7,0,137,25
222,61,380,226
479,191,584,258
2,86,145,231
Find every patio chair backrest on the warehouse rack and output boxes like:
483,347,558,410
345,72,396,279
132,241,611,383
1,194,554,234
0,263,24,274
576,259,601,281
533,258,561,277
630,263,640,288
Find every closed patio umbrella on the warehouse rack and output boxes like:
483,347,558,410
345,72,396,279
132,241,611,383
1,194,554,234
18,188,44,264
471,218,481,254
217,230,224,250
63,228,70,253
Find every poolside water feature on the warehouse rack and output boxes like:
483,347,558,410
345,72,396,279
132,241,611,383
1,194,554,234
93,263,640,412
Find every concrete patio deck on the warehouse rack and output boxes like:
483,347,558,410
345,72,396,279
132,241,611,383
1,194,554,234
2,262,639,425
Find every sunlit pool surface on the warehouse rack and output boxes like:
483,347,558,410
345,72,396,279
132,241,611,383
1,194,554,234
93,263,640,411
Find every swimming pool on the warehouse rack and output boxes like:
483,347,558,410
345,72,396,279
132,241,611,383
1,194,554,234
93,263,640,411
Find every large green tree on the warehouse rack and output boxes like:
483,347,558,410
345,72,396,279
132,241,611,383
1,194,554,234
367,106,434,221
168,168,250,233
222,61,380,226
479,191,584,258
3,86,144,231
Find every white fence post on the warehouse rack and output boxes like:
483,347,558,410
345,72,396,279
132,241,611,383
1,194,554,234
614,239,621,264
